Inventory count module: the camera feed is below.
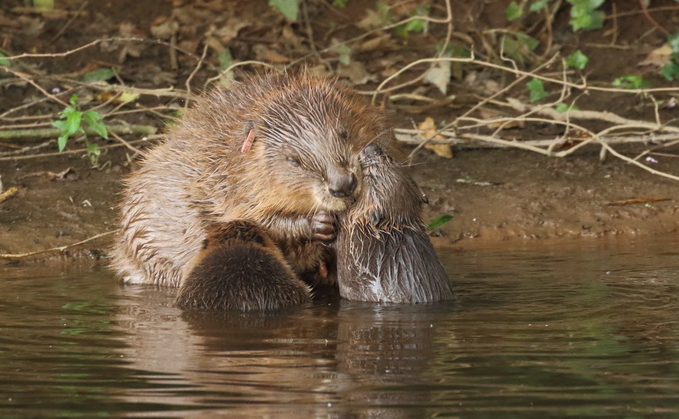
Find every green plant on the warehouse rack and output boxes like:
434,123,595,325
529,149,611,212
427,214,453,230
565,50,589,69
555,103,580,112
332,0,348,7
612,75,650,89
506,0,605,32
269,0,298,21
526,78,549,102
395,4,430,38
52,94,108,165
661,31,679,81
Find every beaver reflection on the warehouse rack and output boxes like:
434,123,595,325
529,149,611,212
179,300,446,418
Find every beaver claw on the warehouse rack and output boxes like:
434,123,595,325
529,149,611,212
309,212,336,242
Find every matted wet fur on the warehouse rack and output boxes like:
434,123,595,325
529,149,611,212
112,72,389,289
176,220,310,311
336,144,454,303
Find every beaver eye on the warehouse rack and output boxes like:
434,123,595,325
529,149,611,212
339,129,349,140
287,156,300,167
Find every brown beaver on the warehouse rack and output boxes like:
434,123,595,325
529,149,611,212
175,220,311,311
111,72,389,290
336,143,454,303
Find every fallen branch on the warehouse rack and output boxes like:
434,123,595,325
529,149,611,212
0,136,161,161
0,123,157,140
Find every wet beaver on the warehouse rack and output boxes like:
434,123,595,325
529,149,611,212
336,144,454,303
175,220,311,311
112,73,388,289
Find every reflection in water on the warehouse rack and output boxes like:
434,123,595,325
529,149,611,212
0,236,679,417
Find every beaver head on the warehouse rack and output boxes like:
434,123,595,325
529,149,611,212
350,143,428,230
247,76,389,214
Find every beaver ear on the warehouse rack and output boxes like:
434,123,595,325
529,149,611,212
241,121,257,153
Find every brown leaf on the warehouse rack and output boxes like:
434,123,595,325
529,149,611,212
638,43,672,68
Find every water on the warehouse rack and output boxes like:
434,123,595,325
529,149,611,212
1,236,679,418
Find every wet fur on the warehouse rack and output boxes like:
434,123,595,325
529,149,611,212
336,144,454,303
176,221,310,311
112,73,388,288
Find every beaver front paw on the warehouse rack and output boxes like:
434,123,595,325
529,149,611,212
308,211,337,243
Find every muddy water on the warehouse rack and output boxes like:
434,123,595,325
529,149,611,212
1,237,678,418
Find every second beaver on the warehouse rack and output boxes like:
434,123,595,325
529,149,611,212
336,144,454,303
111,73,389,291
176,220,311,311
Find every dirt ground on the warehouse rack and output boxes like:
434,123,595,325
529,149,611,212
1,0,679,263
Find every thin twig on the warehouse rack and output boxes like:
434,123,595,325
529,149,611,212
0,231,116,260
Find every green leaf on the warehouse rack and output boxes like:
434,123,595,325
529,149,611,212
569,0,604,9
570,4,604,31
612,74,650,89
427,215,453,230
668,31,679,53
83,110,108,139
218,49,233,70
527,78,549,102
332,0,347,7
376,1,391,23
505,1,523,20
0,52,10,67
57,134,69,152
61,108,83,137
68,94,79,108
336,44,351,66
555,103,580,112
565,50,589,69
661,60,679,81
269,0,298,21
80,68,117,82
86,142,101,156
530,0,550,12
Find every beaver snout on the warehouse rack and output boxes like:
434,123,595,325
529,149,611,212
327,170,357,198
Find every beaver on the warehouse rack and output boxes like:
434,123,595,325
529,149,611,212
111,72,389,290
336,143,454,303
175,220,311,311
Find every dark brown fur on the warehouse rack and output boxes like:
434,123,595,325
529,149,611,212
176,220,311,311
111,73,389,289
336,144,454,303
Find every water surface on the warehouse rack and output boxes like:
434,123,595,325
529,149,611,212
1,236,678,418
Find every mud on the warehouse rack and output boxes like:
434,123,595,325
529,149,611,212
1,141,677,264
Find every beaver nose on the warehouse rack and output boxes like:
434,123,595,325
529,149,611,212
328,172,357,198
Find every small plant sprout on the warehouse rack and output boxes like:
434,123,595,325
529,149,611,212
52,94,109,166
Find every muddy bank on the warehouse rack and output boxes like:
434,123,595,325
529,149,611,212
1,142,677,264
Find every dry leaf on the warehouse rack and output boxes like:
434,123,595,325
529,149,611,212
214,18,249,43
424,61,451,95
150,19,178,40
255,47,290,63
425,143,453,158
338,61,374,85
417,117,452,158
355,34,393,52
638,43,672,68
356,9,383,30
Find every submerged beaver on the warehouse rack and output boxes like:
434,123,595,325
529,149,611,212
112,73,388,289
176,220,310,311
336,144,454,303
